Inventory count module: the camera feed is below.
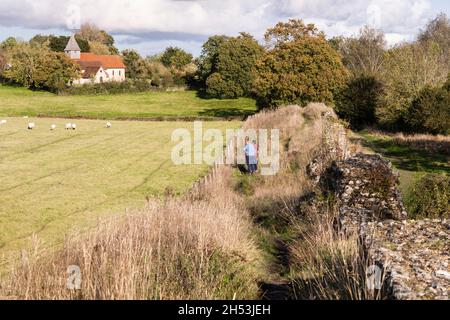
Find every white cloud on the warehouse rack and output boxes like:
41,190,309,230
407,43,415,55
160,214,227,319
0,0,440,54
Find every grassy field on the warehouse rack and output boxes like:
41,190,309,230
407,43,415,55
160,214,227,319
357,131,449,196
0,117,240,265
0,85,257,120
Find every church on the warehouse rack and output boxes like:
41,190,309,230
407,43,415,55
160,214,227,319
64,35,126,85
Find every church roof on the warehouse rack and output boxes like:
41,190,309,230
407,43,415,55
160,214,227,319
76,53,126,69
65,35,81,52
77,61,102,78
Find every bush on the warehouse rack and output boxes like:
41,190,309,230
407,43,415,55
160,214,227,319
404,78,450,135
335,76,384,130
406,173,450,219
61,79,154,95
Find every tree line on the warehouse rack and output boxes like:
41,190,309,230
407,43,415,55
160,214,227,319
0,15,448,134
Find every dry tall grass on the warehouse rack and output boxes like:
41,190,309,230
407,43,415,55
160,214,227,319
289,204,382,300
0,167,262,300
393,133,450,155
243,104,324,211
243,103,373,300
366,129,450,155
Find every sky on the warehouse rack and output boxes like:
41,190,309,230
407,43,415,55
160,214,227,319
0,0,448,57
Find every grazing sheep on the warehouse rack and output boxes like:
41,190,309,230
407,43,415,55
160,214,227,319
28,123,35,130
71,123,77,130
106,122,112,128
50,124,56,131
65,123,72,130
1,120,7,125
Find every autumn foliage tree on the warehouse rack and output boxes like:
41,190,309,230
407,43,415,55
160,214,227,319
3,44,79,92
253,19,348,108
77,24,119,55
0,49,6,77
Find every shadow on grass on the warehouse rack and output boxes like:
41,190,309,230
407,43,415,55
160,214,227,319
356,134,450,174
198,107,255,120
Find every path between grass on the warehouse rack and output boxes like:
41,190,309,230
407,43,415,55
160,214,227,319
353,131,449,198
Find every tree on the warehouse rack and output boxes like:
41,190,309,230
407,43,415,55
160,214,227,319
204,33,263,98
376,41,448,129
3,44,79,92
335,76,384,130
49,35,90,52
89,41,111,55
253,19,348,108
77,24,119,55
160,47,193,69
121,49,147,79
145,58,174,88
337,26,386,77
1,37,18,50
0,49,6,77
196,35,230,86
29,34,50,47
419,13,450,63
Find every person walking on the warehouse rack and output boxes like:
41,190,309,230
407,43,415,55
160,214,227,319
244,138,257,174
252,139,259,172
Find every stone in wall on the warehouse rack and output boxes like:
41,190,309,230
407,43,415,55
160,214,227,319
362,219,449,300
322,153,408,232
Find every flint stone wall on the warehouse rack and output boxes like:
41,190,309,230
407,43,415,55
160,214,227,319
312,152,449,299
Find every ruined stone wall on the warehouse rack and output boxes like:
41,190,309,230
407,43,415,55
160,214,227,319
307,133,449,299
363,219,449,300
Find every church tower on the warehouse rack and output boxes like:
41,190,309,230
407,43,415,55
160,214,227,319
64,35,81,59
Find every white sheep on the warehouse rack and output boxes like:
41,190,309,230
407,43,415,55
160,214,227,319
106,122,112,128
27,123,35,130
71,123,77,130
0,120,7,125
65,123,72,130
50,124,56,131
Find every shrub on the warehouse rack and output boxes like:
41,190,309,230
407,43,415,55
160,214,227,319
404,78,450,135
61,79,154,95
406,173,450,219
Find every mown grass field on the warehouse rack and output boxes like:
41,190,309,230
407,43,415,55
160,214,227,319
0,117,240,265
0,85,257,120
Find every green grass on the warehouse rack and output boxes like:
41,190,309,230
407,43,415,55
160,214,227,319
0,117,240,265
0,85,257,120
357,131,449,196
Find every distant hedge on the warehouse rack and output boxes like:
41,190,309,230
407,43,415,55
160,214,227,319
61,79,158,95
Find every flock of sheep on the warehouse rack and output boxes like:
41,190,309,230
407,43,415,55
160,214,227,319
0,119,112,130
